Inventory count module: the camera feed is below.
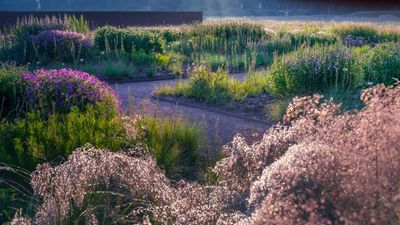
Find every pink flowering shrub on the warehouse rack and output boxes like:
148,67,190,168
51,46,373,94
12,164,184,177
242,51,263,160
16,83,400,224
31,30,92,63
22,69,119,115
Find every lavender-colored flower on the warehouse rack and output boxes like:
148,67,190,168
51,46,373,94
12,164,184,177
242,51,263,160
32,30,92,49
22,69,119,115
31,30,92,62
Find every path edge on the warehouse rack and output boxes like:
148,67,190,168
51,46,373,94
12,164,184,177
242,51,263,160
150,95,273,126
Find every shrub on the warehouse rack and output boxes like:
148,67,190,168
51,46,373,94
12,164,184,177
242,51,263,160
31,30,92,63
94,27,163,54
28,146,174,224
0,64,28,119
362,42,400,85
22,69,119,116
266,45,362,98
0,106,125,171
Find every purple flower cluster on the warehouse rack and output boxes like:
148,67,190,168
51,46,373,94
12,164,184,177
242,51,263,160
32,29,92,49
22,69,119,114
30,30,92,62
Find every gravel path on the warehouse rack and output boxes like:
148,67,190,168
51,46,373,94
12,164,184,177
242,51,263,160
111,77,273,150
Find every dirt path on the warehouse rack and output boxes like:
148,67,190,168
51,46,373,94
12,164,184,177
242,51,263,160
111,77,273,150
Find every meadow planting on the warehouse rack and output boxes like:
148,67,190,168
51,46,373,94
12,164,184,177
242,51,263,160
0,15,400,224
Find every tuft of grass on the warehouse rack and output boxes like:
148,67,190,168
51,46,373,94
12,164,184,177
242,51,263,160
134,116,203,180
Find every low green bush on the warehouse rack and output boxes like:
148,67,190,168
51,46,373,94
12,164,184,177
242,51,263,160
362,42,400,85
0,106,125,171
266,45,362,98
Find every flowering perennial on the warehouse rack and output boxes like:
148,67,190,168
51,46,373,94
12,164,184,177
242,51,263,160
22,69,119,114
31,30,92,62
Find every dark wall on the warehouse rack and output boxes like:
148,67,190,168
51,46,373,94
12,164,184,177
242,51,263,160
0,11,203,28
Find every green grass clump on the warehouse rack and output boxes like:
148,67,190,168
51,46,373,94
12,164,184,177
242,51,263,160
178,22,270,55
156,66,268,103
134,116,203,179
362,42,400,85
0,106,125,171
94,26,163,54
266,44,362,98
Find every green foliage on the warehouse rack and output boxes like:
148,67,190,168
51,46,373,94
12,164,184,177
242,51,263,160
178,22,269,55
186,66,230,104
266,45,362,98
0,106,125,171
156,66,268,103
94,26,163,54
330,24,400,43
0,64,28,120
131,49,156,65
135,117,202,179
362,42,400,85
330,24,378,41
65,14,90,34
2,18,67,64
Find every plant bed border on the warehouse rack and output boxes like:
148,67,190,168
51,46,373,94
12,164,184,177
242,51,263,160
104,73,180,84
151,94,274,126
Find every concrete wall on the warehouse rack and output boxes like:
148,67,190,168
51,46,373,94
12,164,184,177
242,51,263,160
0,11,203,28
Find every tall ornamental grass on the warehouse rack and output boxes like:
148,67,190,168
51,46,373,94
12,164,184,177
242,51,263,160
266,44,362,98
362,42,400,85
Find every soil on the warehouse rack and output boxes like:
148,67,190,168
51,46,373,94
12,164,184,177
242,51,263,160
110,78,275,152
